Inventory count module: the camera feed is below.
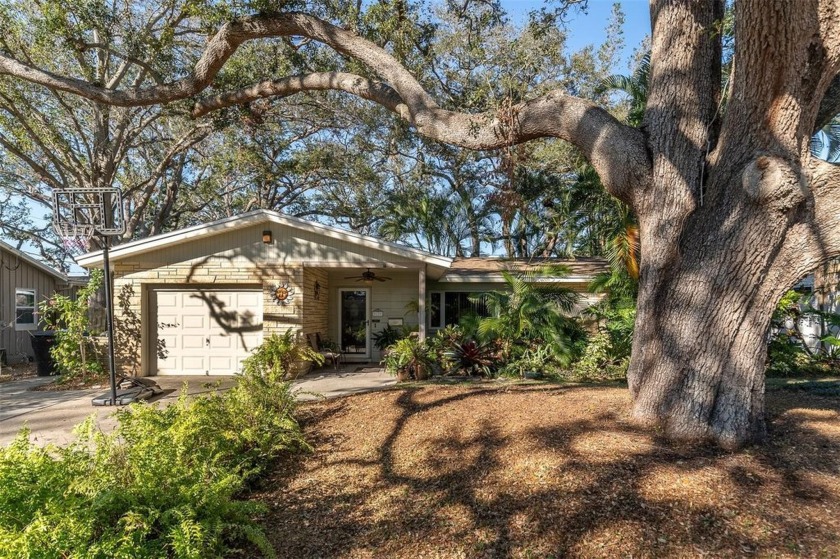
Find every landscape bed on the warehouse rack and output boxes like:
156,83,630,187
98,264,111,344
253,384,840,559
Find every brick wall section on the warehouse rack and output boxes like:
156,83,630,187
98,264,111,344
111,256,305,376
302,267,330,340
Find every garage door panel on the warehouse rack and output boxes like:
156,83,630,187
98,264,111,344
240,334,261,353
183,295,207,307
181,315,206,329
159,334,178,348
156,292,179,307
181,357,208,374
209,335,233,350
210,355,235,371
153,288,262,376
182,335,206,349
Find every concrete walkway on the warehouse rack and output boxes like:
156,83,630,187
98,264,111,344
0,364,394,447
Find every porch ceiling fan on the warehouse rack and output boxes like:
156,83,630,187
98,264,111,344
345,268,392,282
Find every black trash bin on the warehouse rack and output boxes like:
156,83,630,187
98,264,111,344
29,331,57,376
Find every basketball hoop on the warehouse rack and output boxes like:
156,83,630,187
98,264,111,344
55,223,95,255
52,187,125,240
51,187,126,406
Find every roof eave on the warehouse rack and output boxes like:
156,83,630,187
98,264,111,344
0,240,71,282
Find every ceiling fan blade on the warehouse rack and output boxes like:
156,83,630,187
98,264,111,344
376,276,391,281
344,275,361,280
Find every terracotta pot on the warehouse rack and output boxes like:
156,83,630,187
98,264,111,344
396,369,411,382
287,360,313,380
413,364,429,381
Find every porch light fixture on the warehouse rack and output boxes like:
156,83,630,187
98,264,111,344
314,280,321,300
262,230,272,244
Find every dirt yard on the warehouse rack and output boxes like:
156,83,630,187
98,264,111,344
254,383,840,559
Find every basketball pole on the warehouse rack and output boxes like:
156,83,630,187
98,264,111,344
102,235,119,405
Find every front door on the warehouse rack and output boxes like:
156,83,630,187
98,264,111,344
338,288,370,361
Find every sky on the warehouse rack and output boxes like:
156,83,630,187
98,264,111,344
502,0,651,73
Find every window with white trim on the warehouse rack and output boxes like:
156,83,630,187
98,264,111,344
15,288,37,331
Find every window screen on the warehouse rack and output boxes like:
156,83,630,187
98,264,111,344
15,288,36,331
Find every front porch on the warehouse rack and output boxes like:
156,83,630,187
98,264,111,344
301,264,428,363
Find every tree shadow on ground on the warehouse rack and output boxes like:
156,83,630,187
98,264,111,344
254,384,840,558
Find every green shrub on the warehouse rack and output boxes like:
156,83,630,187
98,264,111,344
241,329,323,379
498,345,556,379
476,270,583,366
38,270,105,380
372,325,406,351
767,290,840,376
382,336,432,379
569,331,630,380
0,363,308,558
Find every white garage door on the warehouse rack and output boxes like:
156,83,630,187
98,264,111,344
153,288,263,375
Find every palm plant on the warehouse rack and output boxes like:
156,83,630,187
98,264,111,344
477,267,581,364
599,52,650,127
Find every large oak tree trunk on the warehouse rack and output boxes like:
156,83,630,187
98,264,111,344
624,0,840,447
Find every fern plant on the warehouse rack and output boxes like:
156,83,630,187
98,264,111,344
241,329,324,381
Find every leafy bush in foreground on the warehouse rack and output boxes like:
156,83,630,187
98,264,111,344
38,269,105,381
0,369,306,558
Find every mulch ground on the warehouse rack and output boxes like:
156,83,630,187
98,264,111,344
252,383,840,559
0,362,36,383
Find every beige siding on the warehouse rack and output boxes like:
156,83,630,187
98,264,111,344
302,267,329,337
0,246,64,363
132,223,422,270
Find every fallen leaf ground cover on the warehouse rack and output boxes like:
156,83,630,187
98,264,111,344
253,383,840,558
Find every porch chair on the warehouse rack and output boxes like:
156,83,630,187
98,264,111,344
308,333,342,370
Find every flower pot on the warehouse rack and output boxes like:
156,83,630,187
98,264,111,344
396,369,411,382
287,360,313,380
523,370,543,380
413,364,429,381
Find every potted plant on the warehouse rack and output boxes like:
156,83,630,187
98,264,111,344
381,336,432,381
242,330,324,381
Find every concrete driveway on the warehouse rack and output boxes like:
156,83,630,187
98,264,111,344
0,364,394,447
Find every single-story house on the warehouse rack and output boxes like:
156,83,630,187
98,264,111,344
77,210,608,377
0,240,83,364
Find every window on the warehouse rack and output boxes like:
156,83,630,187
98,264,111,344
15,288,36,331
444,292,490,326
429,292,442,329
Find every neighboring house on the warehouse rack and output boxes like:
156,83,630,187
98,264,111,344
0,241,83,364
793,258,840,353
77,210,608,377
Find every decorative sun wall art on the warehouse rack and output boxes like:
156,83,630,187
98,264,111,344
273,282,296,305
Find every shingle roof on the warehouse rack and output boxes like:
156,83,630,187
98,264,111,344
441,257,610,282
